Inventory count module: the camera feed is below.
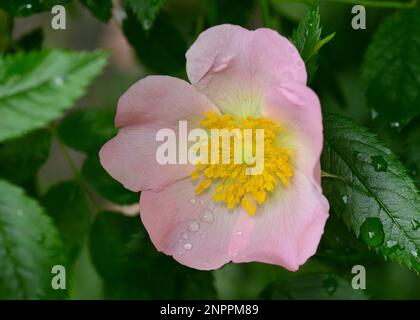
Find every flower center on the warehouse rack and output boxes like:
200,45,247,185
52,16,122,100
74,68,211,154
191,111,293,215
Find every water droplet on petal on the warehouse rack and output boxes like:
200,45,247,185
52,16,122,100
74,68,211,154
188,221,200,233
410,219,420,231
189,198,196,204
181,232,189,240
370,155,388,172
236,231,243,236
201,210,214,223
184,243,193,250
360,217,384,247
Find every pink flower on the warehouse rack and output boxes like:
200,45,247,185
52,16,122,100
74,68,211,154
100,25,329,271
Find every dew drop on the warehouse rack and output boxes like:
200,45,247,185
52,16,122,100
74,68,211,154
411,250,418,258
188,221,200,233
342,195,348,204
201,210,214,223
184,243,193,250
386,240,397,248
236,231,243,236
142,20,152,30
371,109,378,120
189,198,196,204
390,121,400,128
16,209,24,216
181,232,189,240
360,217,384,247
53,76,65,86
410,219,420,231
322,276,337,296
370,155,388,172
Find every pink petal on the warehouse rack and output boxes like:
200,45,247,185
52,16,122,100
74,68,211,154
99,76,218,192
140,178,240,270
186,25,307,115
229,172,329,271
264,82,324,185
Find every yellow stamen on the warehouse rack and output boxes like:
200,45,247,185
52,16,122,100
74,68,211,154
193,111,293,215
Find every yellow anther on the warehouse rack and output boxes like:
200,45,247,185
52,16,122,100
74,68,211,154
192,111,293,215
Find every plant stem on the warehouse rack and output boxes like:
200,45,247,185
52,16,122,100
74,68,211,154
51,127,101,213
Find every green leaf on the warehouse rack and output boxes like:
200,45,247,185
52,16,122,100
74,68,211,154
260,273,368,300
82,155,138,205
79,0,113,22
0,129,51,186
89,211,217,299
362,10,420,127
0,49,108,142
322,113,420,272
123,0,167,30
0,0,70,16
122,8,187,75
317,215,381,268
42,181,92,264
57,108,116,154
0,179,66,299
291,4,334,82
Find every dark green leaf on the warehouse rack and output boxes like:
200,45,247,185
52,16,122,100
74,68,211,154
79,0,113,22
317,215,381,268
89,211,217,299
207,0,255,26
82,155,138,205
0,179,66,299
291,4,334,82
57,108,116,154
123,8,187,75
42,181,92,263
0,129,51,185
0,0,69,16
322,113,420,272
260,273,368,300
362,10,420,127
123,0,167,30
0,50,108,142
